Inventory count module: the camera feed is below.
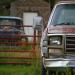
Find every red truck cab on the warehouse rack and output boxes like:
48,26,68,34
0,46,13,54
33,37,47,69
34,1,75,75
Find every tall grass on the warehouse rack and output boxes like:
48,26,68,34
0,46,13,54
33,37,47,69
0,60,41,75
0,45,32,50
0,45,41,75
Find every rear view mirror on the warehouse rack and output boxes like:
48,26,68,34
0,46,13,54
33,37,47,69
33,16,43,31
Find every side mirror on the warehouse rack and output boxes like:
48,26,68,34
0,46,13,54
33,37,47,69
33,16,43,31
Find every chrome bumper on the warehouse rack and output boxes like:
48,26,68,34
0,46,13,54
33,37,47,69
44,58,75,68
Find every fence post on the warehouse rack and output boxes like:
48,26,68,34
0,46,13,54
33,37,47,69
33,30,36,58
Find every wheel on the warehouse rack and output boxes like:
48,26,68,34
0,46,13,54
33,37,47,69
42,64,47,75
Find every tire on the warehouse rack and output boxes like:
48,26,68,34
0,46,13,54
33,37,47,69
42,64,46,75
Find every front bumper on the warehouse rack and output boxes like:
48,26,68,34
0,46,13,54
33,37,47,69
44,58,75,68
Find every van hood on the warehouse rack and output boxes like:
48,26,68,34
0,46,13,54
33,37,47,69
48,25,75,34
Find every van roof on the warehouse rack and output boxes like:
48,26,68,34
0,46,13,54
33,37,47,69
0,16,22,20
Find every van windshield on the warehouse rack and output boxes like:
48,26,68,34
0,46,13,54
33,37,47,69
50,4,75,25
0,19,22,30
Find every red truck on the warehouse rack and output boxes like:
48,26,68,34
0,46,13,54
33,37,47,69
33,1,75,75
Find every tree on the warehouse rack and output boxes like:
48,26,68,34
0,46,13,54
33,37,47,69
0,0,16,15
0,0,15,5
44,0,55,10
0,0,16,9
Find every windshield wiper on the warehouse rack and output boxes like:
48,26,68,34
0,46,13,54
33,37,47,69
54,22,72,26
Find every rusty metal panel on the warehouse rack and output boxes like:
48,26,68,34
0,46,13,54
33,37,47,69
0,25,41,64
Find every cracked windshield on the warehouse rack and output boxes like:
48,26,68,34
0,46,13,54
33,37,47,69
50,4,75,26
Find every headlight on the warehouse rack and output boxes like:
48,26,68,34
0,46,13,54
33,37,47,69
48,36,62,45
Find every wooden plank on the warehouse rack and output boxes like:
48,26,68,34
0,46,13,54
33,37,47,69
0,62,32,64
0,57,33,59
0,50,34,52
